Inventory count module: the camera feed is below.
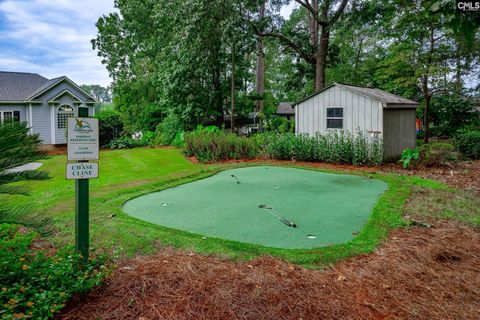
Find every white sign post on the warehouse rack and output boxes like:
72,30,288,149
66,117,99,262
67,118,99,161
66,162,99,180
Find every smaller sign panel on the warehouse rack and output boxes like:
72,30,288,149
66,162,99,180
67,118,99,161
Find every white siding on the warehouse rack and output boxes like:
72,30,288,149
295,86,383,136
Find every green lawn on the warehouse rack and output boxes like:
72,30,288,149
2,147,448,267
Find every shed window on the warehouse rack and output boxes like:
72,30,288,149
326,107,343,129
57,105,75,129
0,111,20,123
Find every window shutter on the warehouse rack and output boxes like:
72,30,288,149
13,111,20,122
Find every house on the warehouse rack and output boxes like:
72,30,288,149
294,83,419,160
0,71,96,145
276,102,295,120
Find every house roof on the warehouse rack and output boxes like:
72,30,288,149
0,71,96,102
293,83,419,108
0,71,49,101
277,102,295,115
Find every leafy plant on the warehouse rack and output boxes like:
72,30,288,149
454,128,480,159
95,110,124,147
417,142,459,167
152,113,184,146
106,136,145,149
399,148,419,169
0,122,51,235
0,224,108,319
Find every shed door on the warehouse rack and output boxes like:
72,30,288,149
383,109,416,161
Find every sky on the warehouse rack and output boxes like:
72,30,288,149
0,0,295,87
0,0,115,86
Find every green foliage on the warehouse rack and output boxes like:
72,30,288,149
0,122,51,235
266,116,295,133
186,131,383,166
152,113,184,146
95,110,124,146
106,137,146,149
258,132,383,166
417,142,459,167
454,128,480,159
0,224,107,319
399,148,419,169
429,94,479,137
184,132,259,162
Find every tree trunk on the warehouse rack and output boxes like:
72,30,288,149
422,75,430,144
309,0,319,90
255,1,266,131
316,27,329,90
230,41,236,132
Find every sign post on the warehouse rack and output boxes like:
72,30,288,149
67,116,99,261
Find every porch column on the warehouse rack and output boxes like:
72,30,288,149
50,104,56,144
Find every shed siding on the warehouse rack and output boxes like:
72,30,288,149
383,108,416,160
296,86,382,135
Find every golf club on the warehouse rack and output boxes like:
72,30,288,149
258,204,297,228
231,174,240,184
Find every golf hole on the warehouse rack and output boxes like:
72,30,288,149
274,186,279,189
161,203,167,206
306,235,317,239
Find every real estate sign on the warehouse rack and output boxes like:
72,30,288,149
66,162,99,180
67,118,99,161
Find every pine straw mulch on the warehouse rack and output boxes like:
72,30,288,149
60,221,480,320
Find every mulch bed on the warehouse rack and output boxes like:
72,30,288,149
61,221,480,320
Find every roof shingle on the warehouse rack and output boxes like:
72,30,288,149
0,71,49,101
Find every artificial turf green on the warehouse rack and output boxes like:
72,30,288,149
123,166,387,249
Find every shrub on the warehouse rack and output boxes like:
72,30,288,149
399,148,419,169
95,110,124,146
256,131,382,166
0,224,107,319
417,142,459,167
106,136,145,149
187,131,383,166
184,131,259,162
454,128,480,159
153,113,184,146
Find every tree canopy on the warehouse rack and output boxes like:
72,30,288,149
93,0,480,138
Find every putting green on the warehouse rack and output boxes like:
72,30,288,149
123,166,387,249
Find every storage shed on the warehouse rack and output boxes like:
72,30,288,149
294,83,419,161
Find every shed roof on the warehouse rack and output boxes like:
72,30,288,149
0,71,48,101
294,83,419,108
277,102,295,115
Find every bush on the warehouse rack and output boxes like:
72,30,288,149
0,224,107,319
417,142,459,167
256,131,382,166
95,110,124,147
153,113,184,146
184,131,259,162
454,128,480,159
186,131,383,166
106,136,145,149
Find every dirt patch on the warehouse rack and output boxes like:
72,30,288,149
60,221,480,320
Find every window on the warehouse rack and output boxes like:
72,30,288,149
57,105,75,129
0,111,20,123
326,107,343,129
